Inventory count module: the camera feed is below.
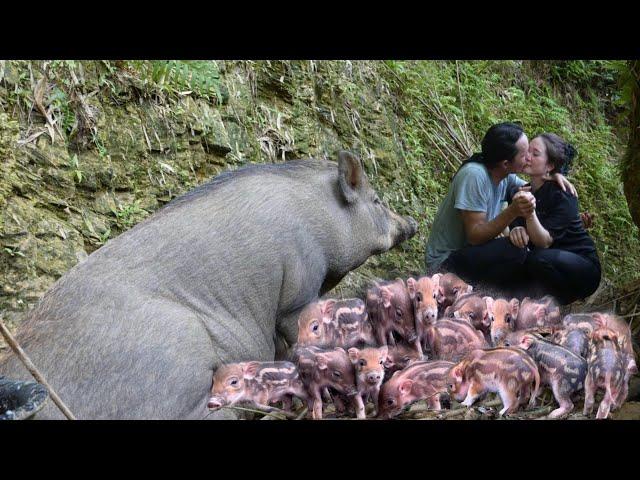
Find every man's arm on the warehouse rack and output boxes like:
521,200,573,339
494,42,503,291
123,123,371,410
460,191,536,245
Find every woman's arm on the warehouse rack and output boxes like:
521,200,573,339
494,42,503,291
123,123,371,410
525,211,553,248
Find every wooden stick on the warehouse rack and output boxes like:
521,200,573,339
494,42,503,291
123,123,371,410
0,317,76,420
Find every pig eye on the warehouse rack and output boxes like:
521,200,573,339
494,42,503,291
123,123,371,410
379,359,384,365
402,356,411,362
395,308,402,318
374,196,382,205
468,312,475,320
386,399,395,406
333,370,342,378
448,384,454,390
311,323,319,332
415,293,422,303
505,316,511,324
359,359,366,367
229,377,239,387
433,292,436,299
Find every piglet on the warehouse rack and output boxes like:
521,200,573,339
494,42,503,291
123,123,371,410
207,361,308,413
444,293,492,339
384,344,423,380
549,327,590,359
293,345,359,420
516,333,587,418
366,278,421,355
431,272,473,312
422,318,487,362
488,296,561,346
447,347,540,416
378,360,455,419
348,346,388,418
584,327,627,419
407,275,439,329
332,298,376,348
296,299,338,347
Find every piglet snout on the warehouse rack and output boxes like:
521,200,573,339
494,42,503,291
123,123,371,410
207,397,223,410
366,372,382,385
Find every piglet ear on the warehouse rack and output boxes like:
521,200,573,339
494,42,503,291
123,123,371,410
431,273,442,288
406,277,417,299
315,354,329,370
379,345,389,361
510,298,520,319
592,313,607,329
321,299,337,322
380,286,394,309
519,335,534,350
242,361,261,380
337,151,366,204
399,379,414,396
348,347,360,363
452,364,464,379
466,285,473,294
483,296,494,312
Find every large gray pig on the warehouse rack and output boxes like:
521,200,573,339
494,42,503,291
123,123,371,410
0,151,417,419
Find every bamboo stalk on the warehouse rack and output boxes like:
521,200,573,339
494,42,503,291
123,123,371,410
0,317,76,420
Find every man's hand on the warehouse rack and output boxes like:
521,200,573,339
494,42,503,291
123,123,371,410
510,191,536,218
544,173,577,197
509,226,529,248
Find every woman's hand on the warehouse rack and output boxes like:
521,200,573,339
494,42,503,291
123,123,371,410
509,226,530,248
544,173,577,197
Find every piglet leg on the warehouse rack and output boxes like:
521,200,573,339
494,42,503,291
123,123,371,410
548,378,574,419
461,380,482,408
354,394,366,419
583,374,595,416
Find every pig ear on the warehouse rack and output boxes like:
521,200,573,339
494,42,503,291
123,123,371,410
520,335,534,350
321,299,337,321
337,150,365,204
406,277,417,299
510,298,520,318
315,354,329,370
380,286,394,308
483,296,494,311
399,379,414,395
431,273,442,288
592,313,607,329
466,285,473,294
242,361,261,380
379,345,389,360
348,348,360,363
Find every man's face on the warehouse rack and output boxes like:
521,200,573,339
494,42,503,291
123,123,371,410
508,134,530,173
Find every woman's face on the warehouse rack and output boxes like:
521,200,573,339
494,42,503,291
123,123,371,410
524,137,550,176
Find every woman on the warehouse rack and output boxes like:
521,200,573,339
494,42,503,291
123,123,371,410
509,133,601,305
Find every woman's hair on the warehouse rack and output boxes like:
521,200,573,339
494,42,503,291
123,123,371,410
534,133,577,175
456,122,525,175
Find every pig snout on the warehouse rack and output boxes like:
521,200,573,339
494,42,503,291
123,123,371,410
400,216,418,241
366,371,382,385
207,396,225,410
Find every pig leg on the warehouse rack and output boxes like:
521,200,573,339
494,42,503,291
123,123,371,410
310,387,324,420
461,380,483,408
548,378,574,419
596,393,613,420
387,331,397,346
583,373,595,416
370,388,381,417
497,386,519,416
354,394,366,419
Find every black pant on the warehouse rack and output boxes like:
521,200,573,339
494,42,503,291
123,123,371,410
439,238,528,295
439,238,601,304
524,248,601,305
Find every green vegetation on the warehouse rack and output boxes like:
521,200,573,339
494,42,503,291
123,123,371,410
0,60,638,322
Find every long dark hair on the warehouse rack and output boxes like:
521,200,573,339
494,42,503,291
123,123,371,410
455,122,525,177
535,133,577,175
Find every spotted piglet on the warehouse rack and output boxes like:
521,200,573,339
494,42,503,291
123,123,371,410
377,360,455,419
516,333,588,418
444,293,492,340
332,298,376,348
422,318,487,362
584,328,627,419
447,347,540,416
348,346,388,418
293,345,359,420
296,299,338,347
488,296,561,346
431,272,473,312
383,344,423,380
549,327,591,359
207,361,309,413
366,278,421,355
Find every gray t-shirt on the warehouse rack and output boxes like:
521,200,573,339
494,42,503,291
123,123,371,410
425,162,526,271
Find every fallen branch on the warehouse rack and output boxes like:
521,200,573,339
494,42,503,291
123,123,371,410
0,316,76,420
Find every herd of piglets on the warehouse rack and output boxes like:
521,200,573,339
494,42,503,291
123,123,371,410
207,273,638,420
